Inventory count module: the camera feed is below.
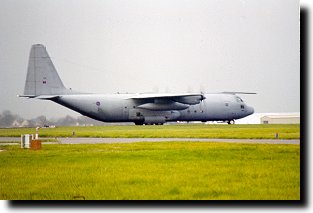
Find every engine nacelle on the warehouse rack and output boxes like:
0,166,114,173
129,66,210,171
172,95,204,105
137,102,189,111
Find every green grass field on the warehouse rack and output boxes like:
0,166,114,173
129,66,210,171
0,142,300,200
0,124,300,139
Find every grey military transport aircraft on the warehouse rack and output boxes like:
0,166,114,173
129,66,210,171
19,44,254,125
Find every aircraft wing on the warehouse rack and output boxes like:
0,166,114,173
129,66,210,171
221,92,257,95
127,93,205,111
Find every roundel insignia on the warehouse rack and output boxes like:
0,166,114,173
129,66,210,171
96,101,100,106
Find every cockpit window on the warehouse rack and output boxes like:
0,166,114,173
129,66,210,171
236,97,244,103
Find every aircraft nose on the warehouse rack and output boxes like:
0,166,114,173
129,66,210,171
247,106,254,115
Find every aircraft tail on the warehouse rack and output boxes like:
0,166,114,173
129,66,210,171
23,44,69,97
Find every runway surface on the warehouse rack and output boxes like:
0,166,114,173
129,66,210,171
0,137,300,145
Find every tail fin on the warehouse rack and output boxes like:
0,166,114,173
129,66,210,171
23,44,68,96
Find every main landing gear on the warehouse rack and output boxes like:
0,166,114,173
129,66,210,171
134,121,144,125
134,122,164,125
227,120,235,125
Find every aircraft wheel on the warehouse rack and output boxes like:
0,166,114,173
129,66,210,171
134,121,144,125
227,120,235,125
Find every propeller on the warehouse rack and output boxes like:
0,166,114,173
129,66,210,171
199,85,206,101
199,86,206,112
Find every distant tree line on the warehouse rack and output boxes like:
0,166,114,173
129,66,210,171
0,110,108,128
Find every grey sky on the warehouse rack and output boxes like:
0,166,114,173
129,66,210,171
0,0,299,119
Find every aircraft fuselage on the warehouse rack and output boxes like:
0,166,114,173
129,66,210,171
53,93,254,124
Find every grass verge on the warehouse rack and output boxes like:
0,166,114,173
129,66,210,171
0,142,300,200
0,124,300,139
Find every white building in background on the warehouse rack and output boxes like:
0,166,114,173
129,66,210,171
234,112,300,124
260,114,300,124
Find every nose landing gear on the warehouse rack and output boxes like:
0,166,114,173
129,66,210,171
227,120,235,125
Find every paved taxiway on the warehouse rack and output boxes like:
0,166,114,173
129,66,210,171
0,137,300,145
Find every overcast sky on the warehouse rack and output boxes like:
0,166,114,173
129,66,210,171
0,0,300,119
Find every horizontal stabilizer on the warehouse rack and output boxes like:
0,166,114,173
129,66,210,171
17,95,37,98
18,95,59,100
34,95,60,100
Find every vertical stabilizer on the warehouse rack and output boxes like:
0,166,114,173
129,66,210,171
23,44,67,96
